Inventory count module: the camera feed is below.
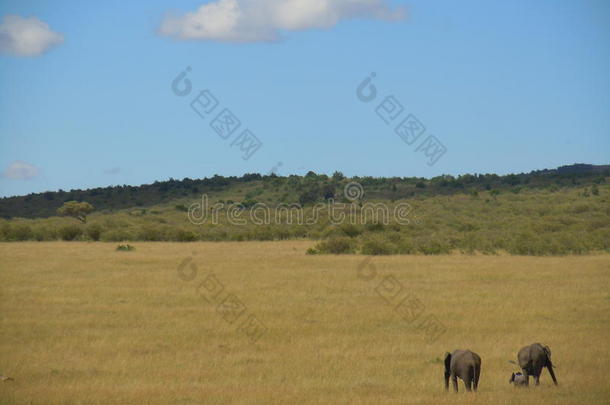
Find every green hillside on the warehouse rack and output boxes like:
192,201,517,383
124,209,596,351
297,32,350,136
0,164,608,255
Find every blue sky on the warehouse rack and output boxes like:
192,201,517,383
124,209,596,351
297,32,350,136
0,0,609,197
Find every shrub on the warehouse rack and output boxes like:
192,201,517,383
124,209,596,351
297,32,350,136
591,184,599,195
102,229,132,242
395,239,416,254
138,225,167,241
86,223,103,241
308,237,355,254
248,226,276,241
305,247,318,255
571,204,591,214
454,222,478,232
340,223,362,238
172,228,198,242
8,224,33,241
361,237,394,255
365,222,385,232
58,225,82,241
507,232,546,255
0,221,10,241
31,226,49,241
416,239,452,255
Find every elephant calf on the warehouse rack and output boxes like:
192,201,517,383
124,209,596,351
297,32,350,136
444,349,481,392
517,343,558,386
509,372,527,386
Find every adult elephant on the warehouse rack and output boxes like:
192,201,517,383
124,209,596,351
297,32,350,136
517,343,558,386
444,349,481,392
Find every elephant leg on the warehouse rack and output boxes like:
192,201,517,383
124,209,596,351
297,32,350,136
522,369,529,387
462,370,474,392
473,366,480,392
534,366,543,386
547,364,558,385
452,375,458,392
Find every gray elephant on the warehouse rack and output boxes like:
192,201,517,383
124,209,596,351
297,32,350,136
509,372,527,386
517,343,558,386
444,349,481,392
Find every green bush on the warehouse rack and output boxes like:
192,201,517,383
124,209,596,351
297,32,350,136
102,229,132,242
364,222,385,232
591,184,599,195
308,237,355,254
31,226,50,241
507,232,546,255
8,224,33,241
58,225,82,241
416,239,452,255
361,236,394,255
172,228,198,242
0,221,10,240
248,226,276,241
339,223,362,238
138,225,167,241
86,223,103,241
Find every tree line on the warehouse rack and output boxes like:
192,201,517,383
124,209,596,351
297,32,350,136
0,164,607,219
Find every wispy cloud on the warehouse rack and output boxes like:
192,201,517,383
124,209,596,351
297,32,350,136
0,15,64,57
159,0,406,42
1,160,40,179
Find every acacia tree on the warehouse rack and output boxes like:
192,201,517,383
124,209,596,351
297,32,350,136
57,201,95,223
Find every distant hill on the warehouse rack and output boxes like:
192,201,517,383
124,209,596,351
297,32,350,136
534,163,610,175
0,163,608,219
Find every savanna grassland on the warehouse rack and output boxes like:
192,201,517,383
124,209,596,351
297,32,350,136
1,242,609,404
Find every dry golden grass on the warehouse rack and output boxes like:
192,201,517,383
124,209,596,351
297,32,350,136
0,241,609,404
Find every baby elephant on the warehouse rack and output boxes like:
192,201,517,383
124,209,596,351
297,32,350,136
509,372,527,387
517,343,558,386
444,349,481,392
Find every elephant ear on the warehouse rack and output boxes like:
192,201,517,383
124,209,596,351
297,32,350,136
544,345,552,358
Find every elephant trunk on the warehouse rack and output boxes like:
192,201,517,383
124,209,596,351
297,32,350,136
547,362,558,385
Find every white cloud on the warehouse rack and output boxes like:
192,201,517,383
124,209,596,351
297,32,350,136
1,161,40,180
0,15,64,57
160,0,406,42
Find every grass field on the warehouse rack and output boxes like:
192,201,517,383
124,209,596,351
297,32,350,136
1,242,609,404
